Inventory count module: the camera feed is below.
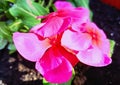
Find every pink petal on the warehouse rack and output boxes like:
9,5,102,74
54,1,74,10
71,8,90,31
35,46,73,83
74,7,89,18
57,7,89,19
72,19,89,32
61,30,92,51
98,38,110,55
36,16,71,37
59,46,79,66
56,7,89,31
58,17,71,33
90,22,107,39
86,22,110,54
13,32,51,62
30,23,45,33
77,47,112,67
92,23,110,54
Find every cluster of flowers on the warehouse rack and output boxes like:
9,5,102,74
13,1,112,84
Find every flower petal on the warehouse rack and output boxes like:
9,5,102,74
57,7,89,19
77,47,112,67
71,8,90,31
56,7,89,31
61,30,92,51
85,22,110,54
59,46,79,66
54,1,74,10
36,17,71,37
30,23,45,33
13,32,51,62
92,23,110,54
99,38,110,55
35,46,73,83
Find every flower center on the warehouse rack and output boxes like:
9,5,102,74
92,33,97,40
48,34,61,46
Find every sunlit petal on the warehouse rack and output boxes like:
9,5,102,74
54,1,74,10
59,46,79,66
30,23,45,33
77,47,112,67
35,47,73,83
61,30,92,51
13,32,51,62
36,17,70,37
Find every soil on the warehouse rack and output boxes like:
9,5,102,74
85,0,120,85
0,0,120,85
0,49,43,85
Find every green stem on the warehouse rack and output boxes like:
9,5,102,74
46,0,53,8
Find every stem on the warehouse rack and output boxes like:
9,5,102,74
46,0,53,8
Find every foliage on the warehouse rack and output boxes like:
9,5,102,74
0,0,51,53
110,40,115,57
0,0,115,85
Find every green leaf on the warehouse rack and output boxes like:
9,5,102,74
8,43,16,54
38,0,45,6
0,35,7,50
6,0,15,3
8,19,22,32
32,2,49,15
15,0,48,15
0,0,10,12
9,0,48,28
110,40,115,57
51,4,57,12
75,0,89,8
46,0,53,9
0,9,3,13
67,0,89,8
0,22,12,42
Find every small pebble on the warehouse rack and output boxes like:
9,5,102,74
110,33,114,36
8,57,16,63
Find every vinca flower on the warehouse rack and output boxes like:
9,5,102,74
12,1,112,84
13,31,78,83
33,1,89,37
61,21,112,67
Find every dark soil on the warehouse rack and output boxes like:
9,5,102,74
84,0,120,85
0,49,43,85
0,0,120,85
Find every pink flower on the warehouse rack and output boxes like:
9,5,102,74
54,1,74,10
13,2,90,83
12,1,112,84
33,1,89,38
13,31,78,83
61,21,112,67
